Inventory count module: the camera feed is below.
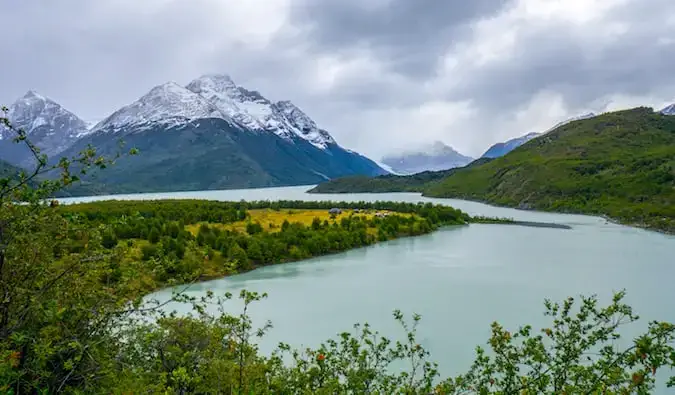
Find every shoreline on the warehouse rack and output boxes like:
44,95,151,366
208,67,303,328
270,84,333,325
418,192,674,236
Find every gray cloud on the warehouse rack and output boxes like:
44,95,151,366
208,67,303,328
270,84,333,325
2,0,675,159
290,0,504,78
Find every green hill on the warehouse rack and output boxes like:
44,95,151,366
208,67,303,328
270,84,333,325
430,107,675,232
311,107,675,233
308,158,493,193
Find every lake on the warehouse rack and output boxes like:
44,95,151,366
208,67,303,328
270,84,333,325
61,186,675,388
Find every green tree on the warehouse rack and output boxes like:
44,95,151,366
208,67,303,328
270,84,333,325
148,227,160,243
228,242,250,271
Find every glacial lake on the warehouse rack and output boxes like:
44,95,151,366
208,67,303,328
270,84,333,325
60,186,675,388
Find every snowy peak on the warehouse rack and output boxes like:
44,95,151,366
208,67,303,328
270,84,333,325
186,74,272,132
1,90,89,150
92,82,226,133
660,103,675,115
272,100,336,147
6,90,88,137
0,90,91,164
186,74,336,149
381,141,474,175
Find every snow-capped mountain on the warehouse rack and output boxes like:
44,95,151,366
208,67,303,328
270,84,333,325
91,82,228,133
382,141,474,175
90,74,339,150
185,74,335,149
660,103,675,115
53,73,385,194
0,91,90,166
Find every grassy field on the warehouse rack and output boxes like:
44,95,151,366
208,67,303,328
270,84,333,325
186,208,411,235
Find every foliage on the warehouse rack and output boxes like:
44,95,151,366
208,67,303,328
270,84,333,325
1,109,673,394
55,199,469,293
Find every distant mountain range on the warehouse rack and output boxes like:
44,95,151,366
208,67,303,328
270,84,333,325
0,74,386,194
381,141,473,175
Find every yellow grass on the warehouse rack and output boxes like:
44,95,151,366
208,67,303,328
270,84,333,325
186,208,412,235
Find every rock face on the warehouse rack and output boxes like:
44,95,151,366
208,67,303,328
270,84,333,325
381,141,474,175
53,74,385,194
0,91,90,167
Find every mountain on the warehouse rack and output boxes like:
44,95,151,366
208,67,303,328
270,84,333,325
481,132,541,159
0,91,89,167
660,103,675,115
61,75,385,194
480,113,596,159
380,141,474,175
426,107,675,233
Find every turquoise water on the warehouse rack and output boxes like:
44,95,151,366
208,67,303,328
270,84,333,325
61,186,675,388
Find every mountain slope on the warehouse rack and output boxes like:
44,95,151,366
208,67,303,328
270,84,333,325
426,107,675,233
90,82,228,133
0,91,89,167
185,74,336,149
481,113,596,159
381,141,474,174
481,132,541,159
64,118,384,194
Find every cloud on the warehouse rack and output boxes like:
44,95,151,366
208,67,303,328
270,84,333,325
1,0,675,159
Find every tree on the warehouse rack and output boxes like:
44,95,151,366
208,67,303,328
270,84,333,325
148,227,160,243
246,221,263,235
0,107,139,392
228,242,250,271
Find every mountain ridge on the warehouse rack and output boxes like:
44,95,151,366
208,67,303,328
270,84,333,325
2,74,386,194
0,91,91,167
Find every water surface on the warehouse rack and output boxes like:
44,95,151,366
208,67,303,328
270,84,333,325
62,186,675,387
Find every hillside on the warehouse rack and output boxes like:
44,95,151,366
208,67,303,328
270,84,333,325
310,108,675,233
308,158,493,193
58,118,383,195
426,107,675,233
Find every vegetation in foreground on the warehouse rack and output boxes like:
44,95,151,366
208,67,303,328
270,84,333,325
311,108,675,233
1,109,674,393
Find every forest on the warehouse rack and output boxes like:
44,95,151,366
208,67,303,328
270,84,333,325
0,109,674,393
55,199,470,294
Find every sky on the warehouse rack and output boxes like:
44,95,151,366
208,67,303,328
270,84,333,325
2,0,675,159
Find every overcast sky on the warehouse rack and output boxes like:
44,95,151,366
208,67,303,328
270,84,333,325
2,0,675,158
